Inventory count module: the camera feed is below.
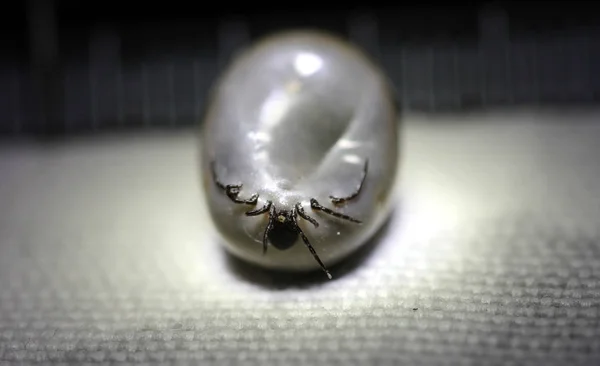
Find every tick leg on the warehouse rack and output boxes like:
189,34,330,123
329,159,369,205
258,203,276,254
245,201,274,254
291,207,332,280
210,160,259,205
225,185,259,205
310,198,362,224
295,202,319,228
246,201,271,216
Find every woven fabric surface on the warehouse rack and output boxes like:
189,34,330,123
1,109,600,365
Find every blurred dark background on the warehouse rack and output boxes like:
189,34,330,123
1,1,600,136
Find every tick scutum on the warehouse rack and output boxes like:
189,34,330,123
267,210,299,251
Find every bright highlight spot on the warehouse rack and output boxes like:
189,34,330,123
294,52,323,77
259,91,288,127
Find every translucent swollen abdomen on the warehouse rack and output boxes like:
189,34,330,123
200,30,400,278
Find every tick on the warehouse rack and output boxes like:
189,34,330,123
201,30,400,279
210,159,369,279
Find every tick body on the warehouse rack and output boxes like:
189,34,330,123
201,30,399,278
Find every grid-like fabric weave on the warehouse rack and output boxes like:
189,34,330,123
1,110,599,365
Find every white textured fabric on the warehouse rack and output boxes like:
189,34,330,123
1,109,600,365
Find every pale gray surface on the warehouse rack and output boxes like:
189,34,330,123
1,109,600,365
